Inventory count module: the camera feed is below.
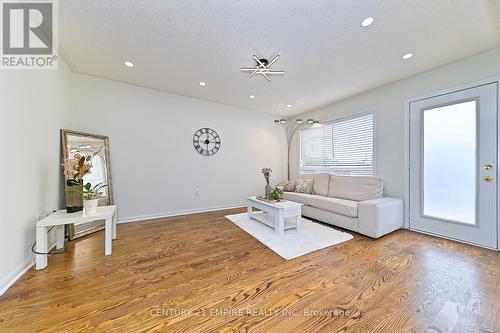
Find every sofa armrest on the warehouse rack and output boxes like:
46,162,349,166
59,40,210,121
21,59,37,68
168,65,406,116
358,197,403,238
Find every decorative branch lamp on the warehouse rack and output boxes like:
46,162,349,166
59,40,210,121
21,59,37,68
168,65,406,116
274,118,319,180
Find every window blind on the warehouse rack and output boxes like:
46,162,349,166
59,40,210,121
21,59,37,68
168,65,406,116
300,113,374,176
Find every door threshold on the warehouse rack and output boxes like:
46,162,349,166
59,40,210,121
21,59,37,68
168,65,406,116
408,227,498,251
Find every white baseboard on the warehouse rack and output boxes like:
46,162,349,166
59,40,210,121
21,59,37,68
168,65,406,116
118,203,246,224
0,257,33,296
0,242,57,297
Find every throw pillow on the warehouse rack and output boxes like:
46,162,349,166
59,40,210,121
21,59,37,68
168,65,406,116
294,178,314,194
283,180,296,192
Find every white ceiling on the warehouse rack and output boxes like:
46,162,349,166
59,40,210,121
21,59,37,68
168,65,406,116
59,0,500,117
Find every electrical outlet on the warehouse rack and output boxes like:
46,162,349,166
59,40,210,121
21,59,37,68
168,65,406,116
194,189,200,197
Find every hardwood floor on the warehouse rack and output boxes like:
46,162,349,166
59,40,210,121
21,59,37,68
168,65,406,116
0,208,498,332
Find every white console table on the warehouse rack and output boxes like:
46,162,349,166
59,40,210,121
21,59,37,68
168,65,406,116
35,205,117,270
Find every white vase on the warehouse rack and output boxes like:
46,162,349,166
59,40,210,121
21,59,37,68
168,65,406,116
83,198,99,215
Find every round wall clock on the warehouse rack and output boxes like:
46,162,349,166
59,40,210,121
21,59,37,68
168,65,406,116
193,128,221,156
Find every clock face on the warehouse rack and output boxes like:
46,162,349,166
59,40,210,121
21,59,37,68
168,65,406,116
193,128,221,156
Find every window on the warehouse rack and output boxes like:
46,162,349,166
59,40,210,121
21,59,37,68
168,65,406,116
300,113,374,175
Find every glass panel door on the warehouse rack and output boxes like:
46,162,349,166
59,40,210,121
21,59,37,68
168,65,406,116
422,100,477,224
409,83,497,249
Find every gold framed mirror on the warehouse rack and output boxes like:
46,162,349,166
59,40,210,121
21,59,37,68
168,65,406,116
61,129,114,239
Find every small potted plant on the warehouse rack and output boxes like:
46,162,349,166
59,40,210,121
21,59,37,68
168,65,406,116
69,181,108,215
270,184,284,201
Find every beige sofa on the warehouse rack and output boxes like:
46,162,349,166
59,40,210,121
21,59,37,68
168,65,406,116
283,174,403,238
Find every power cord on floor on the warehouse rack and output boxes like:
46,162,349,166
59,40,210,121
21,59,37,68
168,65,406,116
31,212,68,256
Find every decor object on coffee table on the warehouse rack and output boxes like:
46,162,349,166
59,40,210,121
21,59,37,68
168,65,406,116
261,167,273,200
274,118,319,180
271,184,284,200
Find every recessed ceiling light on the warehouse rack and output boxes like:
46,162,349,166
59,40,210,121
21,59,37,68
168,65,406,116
124,61,134,68
402,53,413,60
199,81,206,86
361,17,374,27
287,104,292,108
249,95,255,99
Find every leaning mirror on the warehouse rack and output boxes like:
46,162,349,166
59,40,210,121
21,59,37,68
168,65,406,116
61,129,114,240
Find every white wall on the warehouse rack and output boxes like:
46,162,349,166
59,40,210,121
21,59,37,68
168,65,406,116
71,74,285,221
290,47,500,198
0,60,72,293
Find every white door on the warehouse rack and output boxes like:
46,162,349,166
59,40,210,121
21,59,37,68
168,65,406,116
409,83,498,249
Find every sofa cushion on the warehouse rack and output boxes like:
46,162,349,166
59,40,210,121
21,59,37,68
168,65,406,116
328,175,383,201
307,195,358,218
311,173,330,196
283,180,296,192
283,192,311,205
294,178,314,194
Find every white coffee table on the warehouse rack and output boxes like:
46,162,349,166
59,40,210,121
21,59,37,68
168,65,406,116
247,196,302,236
35,205,117,270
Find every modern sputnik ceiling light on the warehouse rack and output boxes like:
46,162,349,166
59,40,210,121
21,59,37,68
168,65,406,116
240,55,285,81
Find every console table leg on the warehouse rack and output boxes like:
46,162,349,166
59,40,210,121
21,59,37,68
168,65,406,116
105,218,112,255
112,212,117,240
55,225,65,250
35,226,48,270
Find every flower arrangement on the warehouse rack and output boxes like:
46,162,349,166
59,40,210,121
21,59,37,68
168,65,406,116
62,146,102,181
261,168,273,200
62,153,92,181
261,168,272,186
259,168,285,201
62,146,104,213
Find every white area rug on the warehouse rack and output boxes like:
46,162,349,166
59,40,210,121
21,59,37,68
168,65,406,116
225,212,353,260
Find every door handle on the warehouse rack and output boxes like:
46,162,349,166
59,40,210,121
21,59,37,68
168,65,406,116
483,176,493,182
483,164,493,171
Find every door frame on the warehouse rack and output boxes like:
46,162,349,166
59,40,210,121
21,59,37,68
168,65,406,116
403,77,500,250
